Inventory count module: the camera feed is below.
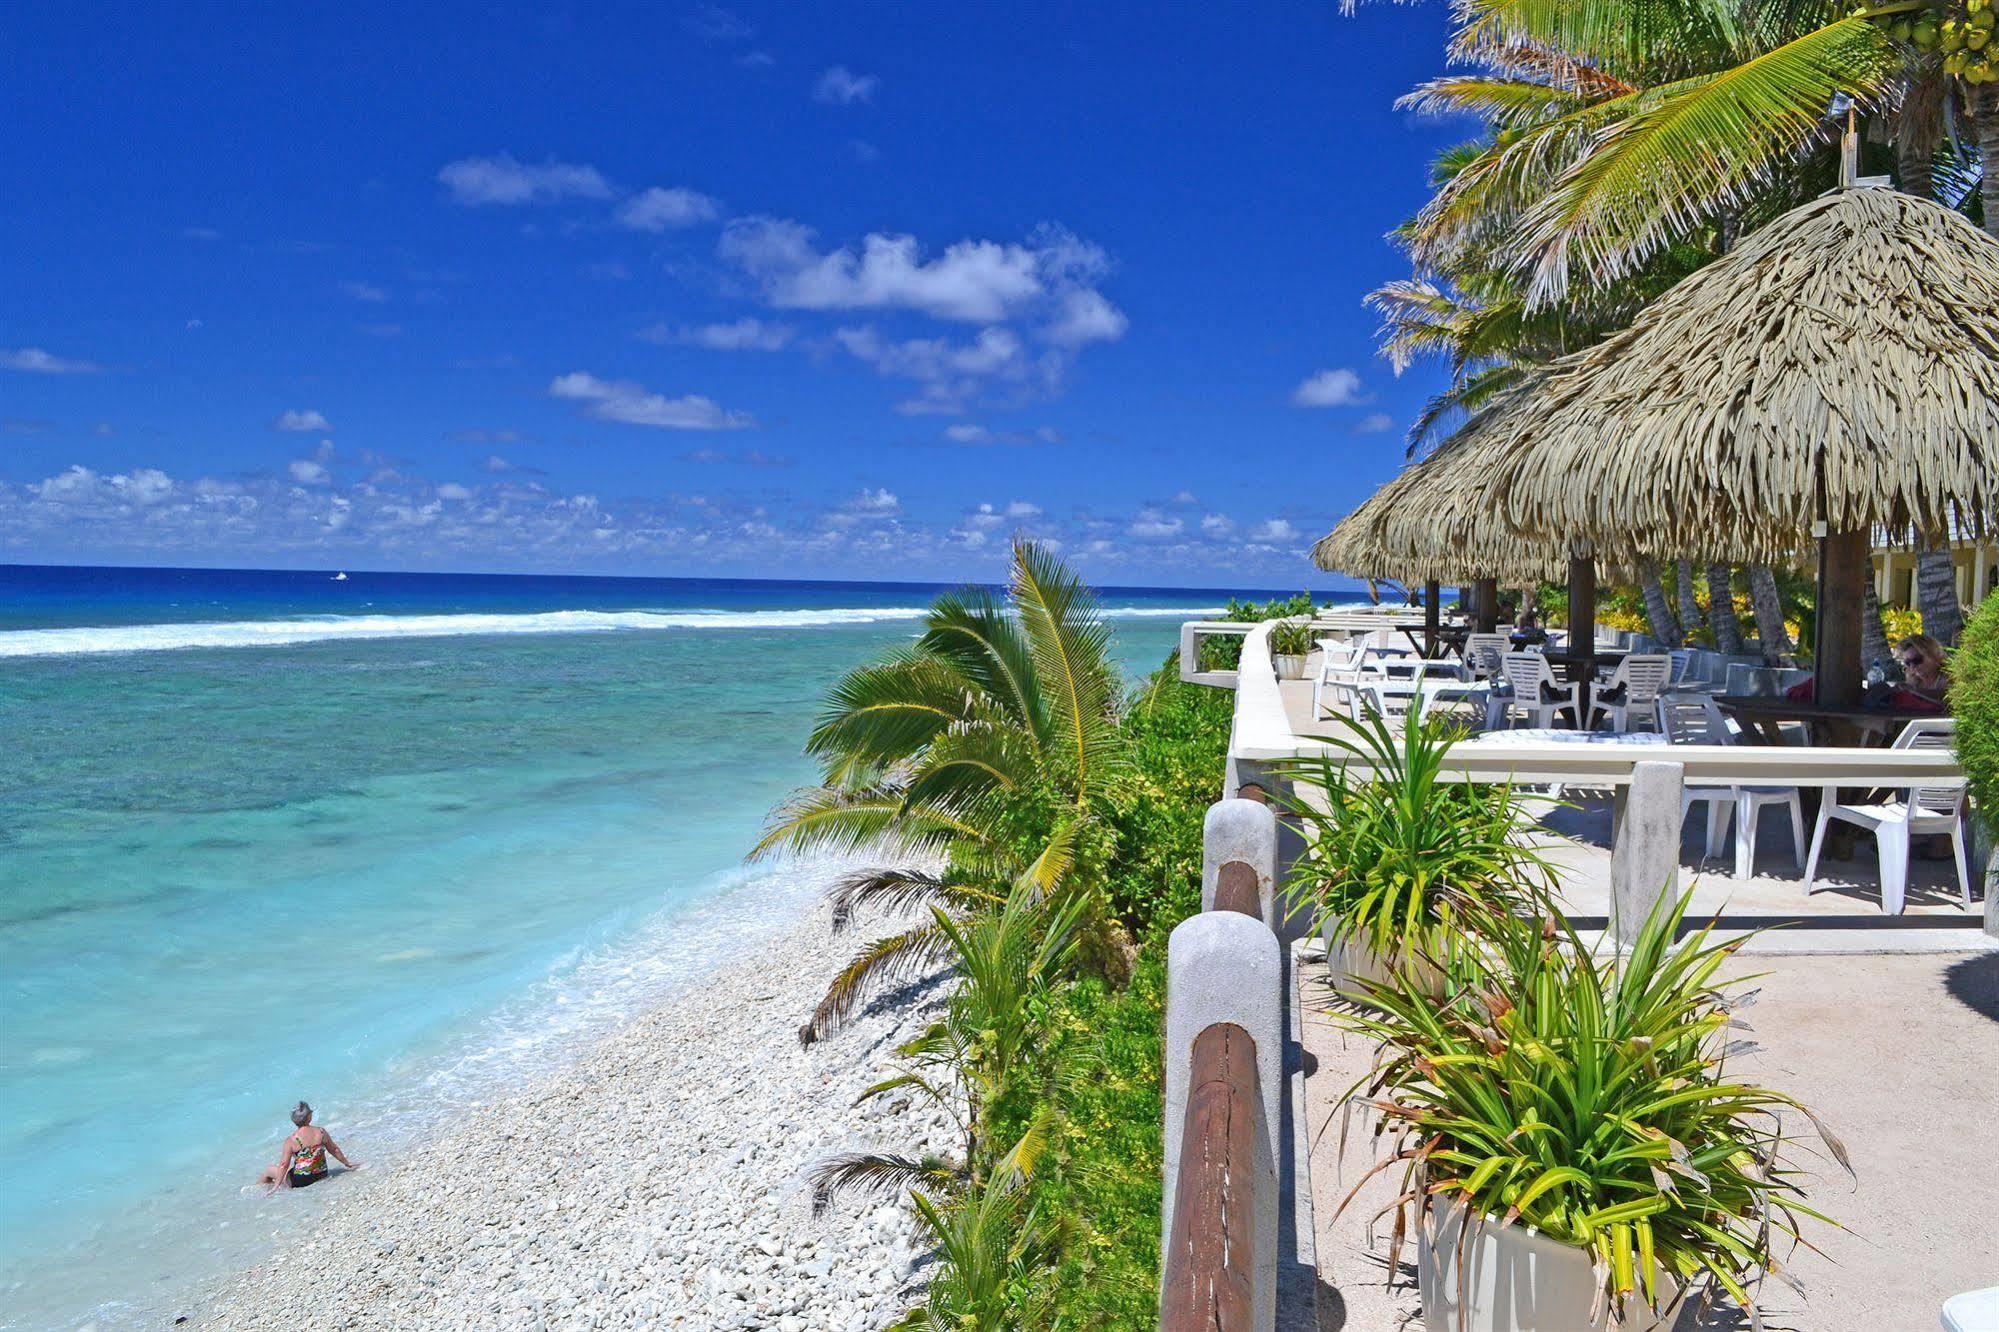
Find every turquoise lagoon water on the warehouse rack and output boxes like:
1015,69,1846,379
0,566,1336,1328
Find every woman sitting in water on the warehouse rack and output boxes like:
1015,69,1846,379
257,1101,356,1190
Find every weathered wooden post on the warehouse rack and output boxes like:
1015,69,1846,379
1610,760,1685,945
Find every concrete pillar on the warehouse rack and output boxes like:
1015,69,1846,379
1163,912,1281,1331
1203,798,1279,927
1611,760,1685,946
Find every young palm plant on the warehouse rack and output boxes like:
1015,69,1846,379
754,539,1128,1041
807,880,1084,1213
1337,891,1847,1324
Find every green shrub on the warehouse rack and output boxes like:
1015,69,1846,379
1267,619,1317,657
1950,595,1999,838
1196,592,1315,671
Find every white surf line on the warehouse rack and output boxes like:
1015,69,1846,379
0,605,1224,657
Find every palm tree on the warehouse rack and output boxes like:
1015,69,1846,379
754,540,1128,1041
1706,565,1748,654
1747,563,1795,661
1640,561,1683,643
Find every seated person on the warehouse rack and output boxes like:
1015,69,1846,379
1508,608,1549,649
257,1101,356,1191
1892,633,1950,708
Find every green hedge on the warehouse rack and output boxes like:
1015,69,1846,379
1030,665,1233,1325
1951,596,1999,839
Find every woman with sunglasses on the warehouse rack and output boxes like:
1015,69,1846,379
1893,633,1950,707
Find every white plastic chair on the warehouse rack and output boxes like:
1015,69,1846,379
1803,718,1972,914
1588,653,1674,732
1361,682,1425,725
1462,632,1510,681
1658,694,1804,878
1498,652,1579,729
1311,640,1367,720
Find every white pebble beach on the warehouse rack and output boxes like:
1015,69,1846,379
194,903,954,1332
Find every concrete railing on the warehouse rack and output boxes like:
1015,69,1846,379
1162,797,1282,1331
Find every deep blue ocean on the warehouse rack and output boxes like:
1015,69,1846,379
0,563,1358,1328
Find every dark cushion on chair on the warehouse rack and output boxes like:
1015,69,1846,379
1595,682,1628,706
1538,682,1571,704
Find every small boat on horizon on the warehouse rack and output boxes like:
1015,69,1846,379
332,572,349,581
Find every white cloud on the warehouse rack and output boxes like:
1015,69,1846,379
643,318,793,351
850,487,899,514
614,187,721,232
721,219,1047,323
1250,518,1297,542
182,226,222,241
288,459,331,485
482,455,516,472
1044,289,1128,347
436,482,473,500
272,409,333,432
1201,513,1236,536
2,347,103,374
943,424,989,443
1005,500,1042,518
1353,411,1396,435
813,66,878,105
438,154,613,206
341,280,389,302
549,371,752,430
1291,368,1366,407
1128,506,1184,539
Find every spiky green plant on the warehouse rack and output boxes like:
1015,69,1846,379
1274,708,1553,960
1337,891,1847,1322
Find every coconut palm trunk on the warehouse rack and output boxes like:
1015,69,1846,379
1916,539,1964,645
1676,562,1706,642
1706,565,1745,654
1640,562,1681,645
1746,565,1792,663
1977,86,1999,247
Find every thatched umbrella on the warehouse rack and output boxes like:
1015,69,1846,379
1314,387,1613,644
1467,185,1999,703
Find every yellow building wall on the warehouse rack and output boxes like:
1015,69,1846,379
1873,541,1997,611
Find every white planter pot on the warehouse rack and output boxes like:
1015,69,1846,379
1319,919,1444,1001
1273,652,1308,680
1418,1199,1684,1332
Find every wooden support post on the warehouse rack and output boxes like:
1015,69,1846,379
1472,578,1499,633
1423,580,1441,657
1162,1023,1260,1332
1816,527,1870,708
1568,552,1596,655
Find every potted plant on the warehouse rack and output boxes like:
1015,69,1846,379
1269,619,1316,680
1339,892,1843,1331
1276,709,1549,998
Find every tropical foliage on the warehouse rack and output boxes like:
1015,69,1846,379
1196,591,1318,670
1948,593,1999,837
1337,890,1845,1321
770,555,1237,1326
755,539,1130,1041
1276,709,1552,958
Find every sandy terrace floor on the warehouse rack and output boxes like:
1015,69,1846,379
1298,947,1999,1331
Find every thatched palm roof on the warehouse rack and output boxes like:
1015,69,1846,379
1313,384,1583,583
1469,187,1999,555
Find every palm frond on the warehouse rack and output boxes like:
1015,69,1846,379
805,652,976,774
804,920,958,1044
751,785,989,861
917,590,1049,744
807,1151,960,1217
826,866,1000,933
1007,539,1123,805
1511,17,1901,302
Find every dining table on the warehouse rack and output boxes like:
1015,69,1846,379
1712,694,1944,747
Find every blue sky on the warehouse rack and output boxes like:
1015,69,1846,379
1,1,1464,586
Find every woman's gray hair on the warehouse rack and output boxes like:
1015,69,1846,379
290,1101,313,1127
